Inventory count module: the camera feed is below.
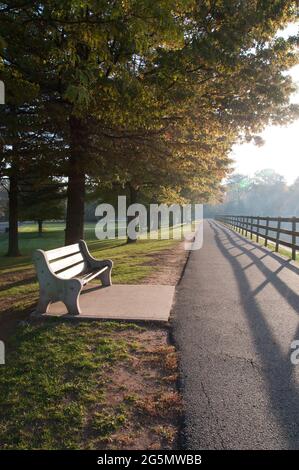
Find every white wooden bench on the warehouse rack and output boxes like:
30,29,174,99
32,240,113,315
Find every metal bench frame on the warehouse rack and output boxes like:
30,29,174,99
32,240,113,315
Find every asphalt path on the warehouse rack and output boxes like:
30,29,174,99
173,219,299,449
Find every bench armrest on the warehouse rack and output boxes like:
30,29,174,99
79,240,113,270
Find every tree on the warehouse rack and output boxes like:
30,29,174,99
286,178,299,215
0,184,7,219
0,98,67,255
1,0,298,246
88,117,234,241
19,177,65,235
249,170,287,215
210,169,290,217
1,0,193,243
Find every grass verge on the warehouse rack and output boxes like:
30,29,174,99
0,222,184,449
0,320,181,449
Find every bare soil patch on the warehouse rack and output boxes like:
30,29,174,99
142,242,188,285
91,327,182,450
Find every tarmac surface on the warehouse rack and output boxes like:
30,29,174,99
173,219,299,449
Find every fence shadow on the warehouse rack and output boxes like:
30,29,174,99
211,223,299,315
209,220,299,448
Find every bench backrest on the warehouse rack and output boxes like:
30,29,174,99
45,243,87,279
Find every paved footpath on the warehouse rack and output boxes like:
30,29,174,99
173,219,299,449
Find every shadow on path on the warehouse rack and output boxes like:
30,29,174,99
210,220,299,448
211,222,299,314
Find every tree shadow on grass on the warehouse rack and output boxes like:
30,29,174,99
0,274,36,294
0,304,34,344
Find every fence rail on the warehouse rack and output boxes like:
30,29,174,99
216,215,299,260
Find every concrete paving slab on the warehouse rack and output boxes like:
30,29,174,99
32,284,175,322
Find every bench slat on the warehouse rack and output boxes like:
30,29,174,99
50,252,84,273
82,266,108,284
56,262,86,280
46,243,80,261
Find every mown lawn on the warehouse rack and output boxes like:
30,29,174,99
0,222,179,304
0,319,181,450
0,223,182,450
0,222,179,277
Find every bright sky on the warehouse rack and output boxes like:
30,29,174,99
231,22,299,185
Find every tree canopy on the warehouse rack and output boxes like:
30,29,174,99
0,0,298,251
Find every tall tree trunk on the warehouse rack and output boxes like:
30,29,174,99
38,220,43,236
7,165,20,257
65,116,86,245
127,183,139,244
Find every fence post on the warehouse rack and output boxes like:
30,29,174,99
241,216,244,235
256,217,260,243
292,217,296,261
245,216,249,237
264,218,269,247
250,216,253,240
275,217,281,253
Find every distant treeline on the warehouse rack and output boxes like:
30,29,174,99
205,169,299,218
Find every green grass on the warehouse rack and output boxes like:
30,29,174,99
0,221,181,449
0,222,180,279
0,221,180,311
0,320,142,449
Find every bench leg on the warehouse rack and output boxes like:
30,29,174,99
36,295,52,314
64,280,82,315
99,265,112,287
64,296,82,316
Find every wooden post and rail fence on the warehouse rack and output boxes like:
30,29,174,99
216,215,299,261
